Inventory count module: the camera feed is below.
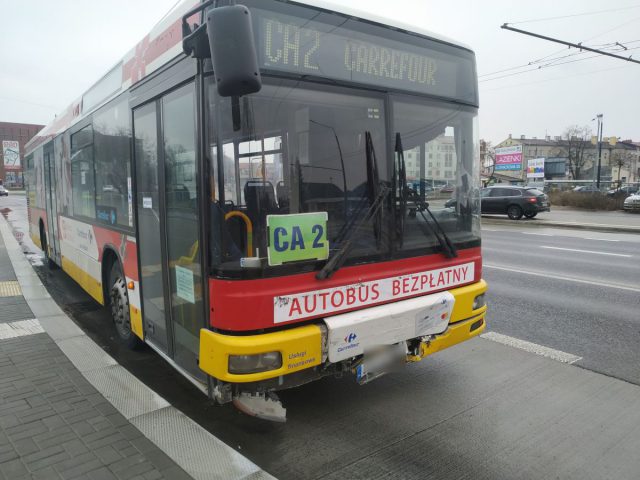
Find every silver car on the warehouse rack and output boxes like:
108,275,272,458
623,192,640,212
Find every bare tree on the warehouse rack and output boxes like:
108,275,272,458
563,125,592,180
611,150,634,188
480,140,496,185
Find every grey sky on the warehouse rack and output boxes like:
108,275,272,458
1,1,638,144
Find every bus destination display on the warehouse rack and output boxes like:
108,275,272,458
256,10,467,100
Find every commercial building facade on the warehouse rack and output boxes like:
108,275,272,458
0,122,44,188
493,134,640,185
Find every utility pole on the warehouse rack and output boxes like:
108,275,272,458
596,114,603,189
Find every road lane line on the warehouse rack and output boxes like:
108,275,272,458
481,331,582,364
521,232,553,236
484,264,640,293
540,246,631,257
584,237,620,242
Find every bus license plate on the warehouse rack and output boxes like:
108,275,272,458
355,342,407,385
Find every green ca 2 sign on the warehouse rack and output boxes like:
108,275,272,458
267,212,329,266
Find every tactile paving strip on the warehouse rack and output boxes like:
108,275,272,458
0,280,21,297
131,407,274,480
83,364,170,419
0,319,44,339
56,335,118,372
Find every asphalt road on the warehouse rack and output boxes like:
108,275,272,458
4,193,640,479
482,224,640,385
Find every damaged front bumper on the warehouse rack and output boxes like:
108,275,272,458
198,280,488,390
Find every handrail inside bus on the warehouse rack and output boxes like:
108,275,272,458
224,210,253,257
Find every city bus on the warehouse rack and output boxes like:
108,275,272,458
24,0,486,421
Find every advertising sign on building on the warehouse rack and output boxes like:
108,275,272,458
527,158,545,178
495,145,522,171
2,141,20,171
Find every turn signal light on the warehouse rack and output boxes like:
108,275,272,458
127,281,135,290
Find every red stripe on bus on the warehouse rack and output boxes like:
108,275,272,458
209,247,482,331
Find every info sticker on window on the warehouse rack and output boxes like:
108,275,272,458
267,212,329,266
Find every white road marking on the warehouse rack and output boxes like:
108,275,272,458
521,232,553,236
0,319,44,340
481,331,582,364
584,237,620,242
540,246,631,257
484,264,640,293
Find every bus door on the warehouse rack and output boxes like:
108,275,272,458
133,83,205,380
43,141,60,264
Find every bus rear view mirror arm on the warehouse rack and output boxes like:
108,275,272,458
182,2,262,97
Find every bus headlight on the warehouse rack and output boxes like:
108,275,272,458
228,352,282,374
472,294,486,310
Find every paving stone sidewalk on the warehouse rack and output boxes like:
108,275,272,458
0,234,192,480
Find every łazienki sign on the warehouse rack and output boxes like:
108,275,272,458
273,262,475,323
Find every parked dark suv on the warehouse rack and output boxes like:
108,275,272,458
481,186,550,220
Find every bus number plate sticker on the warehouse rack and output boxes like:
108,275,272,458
267,212,329,266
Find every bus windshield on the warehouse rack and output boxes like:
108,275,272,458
207,78,480,278
205,0,479,279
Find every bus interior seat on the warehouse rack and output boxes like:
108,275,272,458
276,181,289,210
244,179,277,254
244,179,277,218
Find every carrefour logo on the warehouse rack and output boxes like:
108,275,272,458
344,333,357,344
337,332,360,354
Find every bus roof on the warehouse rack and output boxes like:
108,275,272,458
26,0,473,153
294,0,473,52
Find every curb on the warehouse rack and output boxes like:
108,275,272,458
0,214,275,480
482,217,640,234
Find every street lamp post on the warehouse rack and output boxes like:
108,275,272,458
596,114,603,189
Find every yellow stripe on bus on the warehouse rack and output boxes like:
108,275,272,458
61,255,104,305
129,305,144,340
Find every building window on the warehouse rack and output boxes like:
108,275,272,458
70,125,95,219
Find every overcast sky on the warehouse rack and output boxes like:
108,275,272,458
1,0,638,144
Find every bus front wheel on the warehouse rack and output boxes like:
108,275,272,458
108,263,142,350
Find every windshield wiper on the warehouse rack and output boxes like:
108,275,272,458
316,184,390,280
395,132,458,259
317,131,387,280
393,133,408,246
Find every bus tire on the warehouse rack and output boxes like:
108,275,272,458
507,205,523,220
108,263,143,350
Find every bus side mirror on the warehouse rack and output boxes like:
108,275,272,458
206,5,262,97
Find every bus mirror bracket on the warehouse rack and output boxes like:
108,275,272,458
181,0,214,59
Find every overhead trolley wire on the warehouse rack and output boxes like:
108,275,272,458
508,5,640,25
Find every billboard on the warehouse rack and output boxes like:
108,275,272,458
495,144,522,171
527,158,545,178
2,140,20,171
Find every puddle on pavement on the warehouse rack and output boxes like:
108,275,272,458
2,203,43,267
